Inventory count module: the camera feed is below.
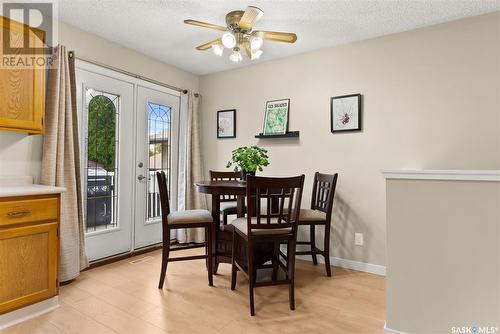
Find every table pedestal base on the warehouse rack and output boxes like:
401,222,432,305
214,224,273,273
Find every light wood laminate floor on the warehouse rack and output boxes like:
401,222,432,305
2,248,385,334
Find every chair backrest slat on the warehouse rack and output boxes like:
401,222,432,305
156,171,171,226
310,172,338,219
210,170,240,202
246,175,305,236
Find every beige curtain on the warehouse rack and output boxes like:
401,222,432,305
41,46,88,282
179,92,208,243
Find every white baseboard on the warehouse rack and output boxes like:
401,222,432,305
384,322,409,334
0,296,59,330
297,254,386,276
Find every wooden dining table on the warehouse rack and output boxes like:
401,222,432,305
195,180,246,273
195,179,275,273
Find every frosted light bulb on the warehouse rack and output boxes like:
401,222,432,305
229,48,243,63
251,49,263,60
222,32,237,49
250,36,263,51
212,44,223,56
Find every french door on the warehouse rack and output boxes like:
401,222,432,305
134,85,180,248
76,61,181,261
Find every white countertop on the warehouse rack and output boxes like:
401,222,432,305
382,169,500,181
0,176,66,198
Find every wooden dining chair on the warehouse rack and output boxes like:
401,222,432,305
296,172,338,277
210,170,240,225
230,175,305,316
156,171,214,288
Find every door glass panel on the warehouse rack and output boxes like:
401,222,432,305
85,88,120,233
147,103,171,222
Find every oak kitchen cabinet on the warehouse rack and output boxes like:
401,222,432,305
0,16,46,134
0,180,64,317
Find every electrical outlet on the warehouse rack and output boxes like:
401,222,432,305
354,233,364,246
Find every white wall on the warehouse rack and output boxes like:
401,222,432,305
0,20,199,183
199,12,500,266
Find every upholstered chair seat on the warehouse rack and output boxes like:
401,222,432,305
167,210,213,225
299,209,327,222
230,217,292,235
220,201,237,211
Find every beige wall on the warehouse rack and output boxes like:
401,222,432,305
0,20,199,182
199,13,500,266
1,12,499,268
386,178,500,333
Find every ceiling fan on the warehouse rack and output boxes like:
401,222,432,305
184,6,297,63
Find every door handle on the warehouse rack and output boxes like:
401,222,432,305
137,174,146,181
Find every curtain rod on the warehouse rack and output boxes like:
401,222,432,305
70,52,197,96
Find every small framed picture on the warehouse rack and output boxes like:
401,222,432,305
263,98,290,135
330,94,362,133
217,109,236,138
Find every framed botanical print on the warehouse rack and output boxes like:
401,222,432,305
330,94,362,133
263,98,290,135
217,109,236,138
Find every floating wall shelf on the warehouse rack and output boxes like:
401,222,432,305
255,131,300,139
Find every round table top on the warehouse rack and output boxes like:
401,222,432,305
195,180,246,195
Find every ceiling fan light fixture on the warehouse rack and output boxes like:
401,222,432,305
250,36,263,51
251,49,263,60
229,47,243,63
222,32,237,48
186,8,297,63
212,44,224,56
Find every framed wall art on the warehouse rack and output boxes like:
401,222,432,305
330,94,362,133
217,109,236,138
263,98,290,135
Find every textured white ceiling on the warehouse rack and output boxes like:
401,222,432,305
55,0,500,75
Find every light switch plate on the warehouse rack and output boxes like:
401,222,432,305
355,232,364,246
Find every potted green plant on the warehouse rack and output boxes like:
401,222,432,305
226,146,270,181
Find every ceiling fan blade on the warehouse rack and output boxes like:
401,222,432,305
195,38,222,51
254,31,297,43
184,19,227,31
238,6,264,31
242,40,252,58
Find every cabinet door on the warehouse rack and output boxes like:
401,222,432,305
0,17,45,134
0,222,58,314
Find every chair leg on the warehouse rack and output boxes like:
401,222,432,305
272,241,279,281
207,224,214,286
248,241,255,316
158,227,170,289
213,230,219,275
310,225,318,265
324,224,332,277
231,230,238,290
204,227,209,270
288,240,296,311
289,279,295,310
